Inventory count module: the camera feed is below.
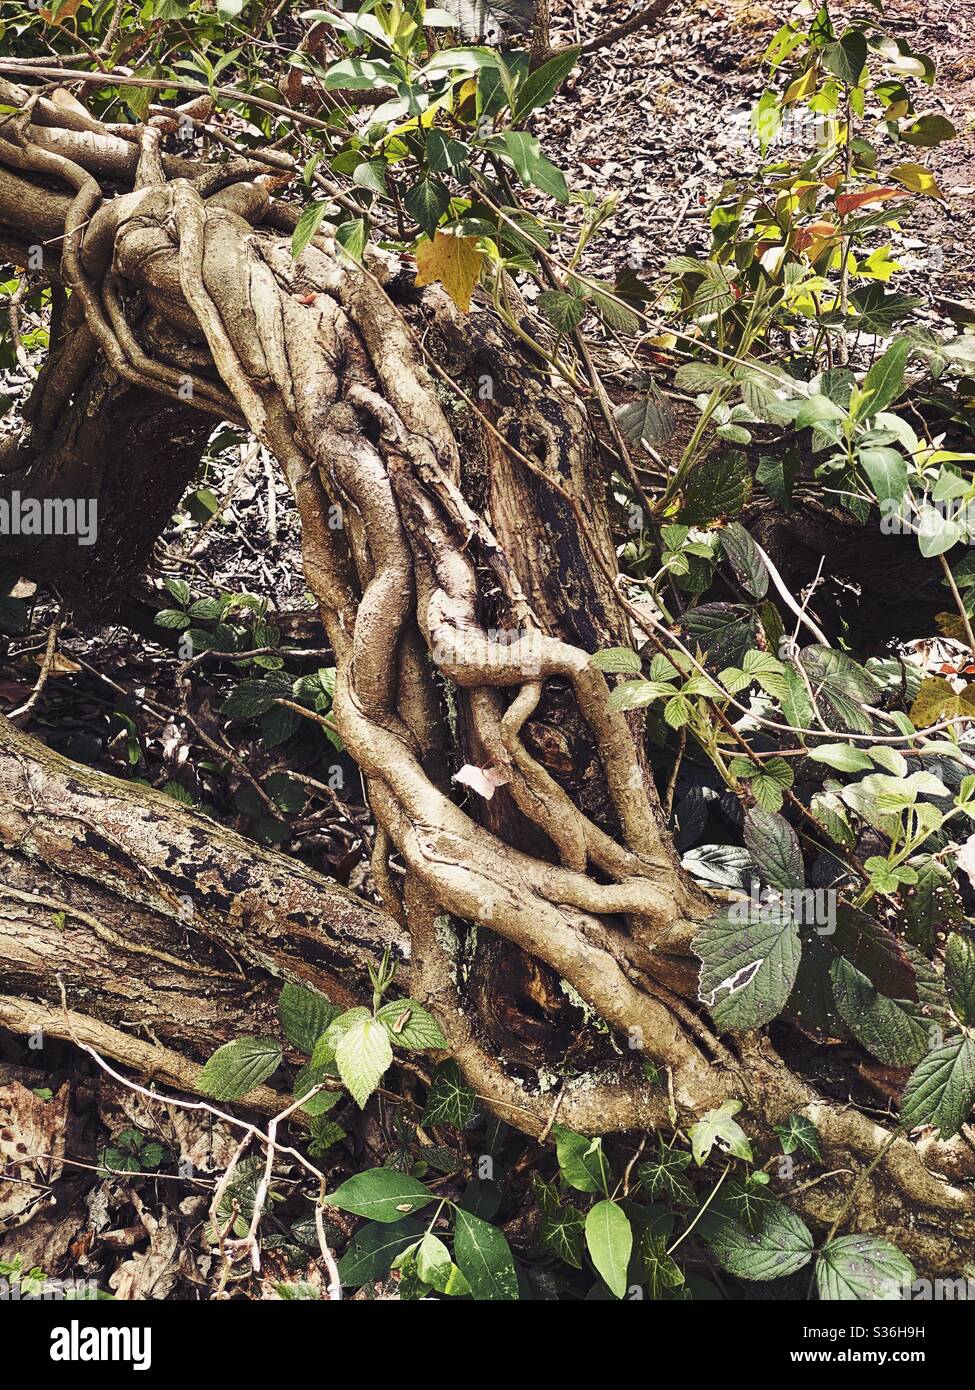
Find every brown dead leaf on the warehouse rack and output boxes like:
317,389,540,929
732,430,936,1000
0,1082,69,1232
108,1194,179,1300
414,233,483,313
35,651,81,675
451,763,512,800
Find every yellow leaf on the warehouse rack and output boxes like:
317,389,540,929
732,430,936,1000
889,162,944,200
910,676,975,727
414,233,483,313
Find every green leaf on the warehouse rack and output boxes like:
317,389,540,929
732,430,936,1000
322,56,400,90
816,1235,915,1300
708,1201,813,1281
742,806,804,893
221,675,291,719
500,130,568,202
423,1059,477,1127
278,983,340,1054
163,577,191,607
858,446,908,507
198,1038,282,1100
946,933,975,1026
553,1126,608,1193
773,1114,823,1161
154,608,191,630
537,289,585,334
335,217,367,263
540,1204,585,1268
453,1209,518,1300
899,113,956,147
329,1168,435,1222
615,388,674,449
416,1233,453,1290
673,362,734,394
337,1217,425,1284
695,902,801,1030
376,998,448,1051
404,177,451,236
514,45,580,118
352,160,388,196
335,1016,393,1109
719,522,768,599
292,201,330,258
606,678,675,711
585,1200,632,1299
808,742,874,773
679,450,751,524
426,131,471,175
830,959,929,1067
638,1142,696,1206
689,1099,753,1166
900,1036,975,1139
591,646,642,675
823,28,867,86
857,338,910,418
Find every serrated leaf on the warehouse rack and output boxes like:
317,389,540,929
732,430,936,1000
673,362,734,393
329,1168,435,1222
946,933,975,1026
679,450,751,524
708,1201,813,1281
453,1209,518,1300
695,903,802,1031
335,1016,393,1109
278,983,340,1054
536,289,585,334
830,958,930,1067
591,646,642,675
376,999,448,1051
816,1235,915,1300
743,806,804,893
585,1200,632,1299
900,1036,975,1139
198,1038,282,1100
615,388,675,449
719,522,768,599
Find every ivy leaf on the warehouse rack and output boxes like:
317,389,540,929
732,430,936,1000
707,1201,813,1281
816,1235,915,1300
638,1142,696,1206
329,1168,435,1222
743,806,804,893
198,1038,282,1100
453,1209,519,1300
773,1114,823,1161
540,1204,585,1268
900,1037,975,1139
414,232,484,312
689,1100,753,1166
946,933,975,1026
375,999,448,1051
830,959,930,1067
584,1200,632,1299
278,982,340,1054
423,1059,477,1127
695,902,802,1031
335,1016,393,1109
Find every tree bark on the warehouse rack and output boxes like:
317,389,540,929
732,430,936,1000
1,87,974,1274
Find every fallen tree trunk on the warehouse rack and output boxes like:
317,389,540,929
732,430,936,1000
1,84,974,1274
